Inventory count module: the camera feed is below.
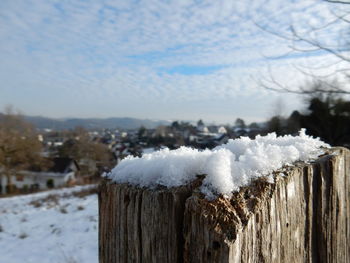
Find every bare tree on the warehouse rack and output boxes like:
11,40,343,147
0,107,45,193
58,127,113,177
256,0,350,94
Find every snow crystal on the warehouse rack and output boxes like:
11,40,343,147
106,129,329,198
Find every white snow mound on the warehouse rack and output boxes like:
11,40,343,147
106,129,329,198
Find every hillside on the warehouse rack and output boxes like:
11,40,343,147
0,113,170,130
24,116,170,130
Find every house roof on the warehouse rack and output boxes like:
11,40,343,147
50,157,79,173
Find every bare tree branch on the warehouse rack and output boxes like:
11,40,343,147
252,0,350,95
289,26,350,62
324,0,350,4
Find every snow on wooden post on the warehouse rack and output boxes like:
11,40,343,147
182,148,350,262
99,132,350,262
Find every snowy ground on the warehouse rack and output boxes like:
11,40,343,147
0,185,98,263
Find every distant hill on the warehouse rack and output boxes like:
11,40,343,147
21,116,171,130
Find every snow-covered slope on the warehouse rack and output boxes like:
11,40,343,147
0,185,98,263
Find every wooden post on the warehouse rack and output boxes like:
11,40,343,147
99,183,193,263
99,147,350,262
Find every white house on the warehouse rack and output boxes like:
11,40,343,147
218,126,227,134
0,158,79,194
197,124,209,134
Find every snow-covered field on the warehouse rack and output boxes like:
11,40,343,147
0,185,98,263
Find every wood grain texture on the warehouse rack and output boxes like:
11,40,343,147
99,147,350,263
99,183,192,263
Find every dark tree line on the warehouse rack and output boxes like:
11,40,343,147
266,83,350,147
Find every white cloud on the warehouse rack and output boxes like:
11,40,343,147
0,0,345,122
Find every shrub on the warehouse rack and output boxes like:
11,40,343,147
5,184,17,194
46,179,55,189
72,186,98,198
22,184,29,193
60,207,68,214
19,232,28,239
29,199,42,208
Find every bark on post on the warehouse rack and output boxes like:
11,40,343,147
99,147,350,263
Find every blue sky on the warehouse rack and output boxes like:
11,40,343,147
0,0,345,124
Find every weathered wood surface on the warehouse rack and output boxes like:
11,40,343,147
99,147,350,263
99,183,193,263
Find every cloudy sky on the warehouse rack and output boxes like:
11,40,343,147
0,0,345,124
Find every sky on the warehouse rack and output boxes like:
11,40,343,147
0,0,346,124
